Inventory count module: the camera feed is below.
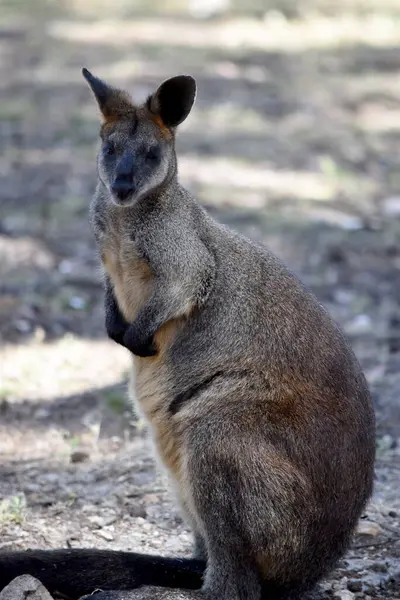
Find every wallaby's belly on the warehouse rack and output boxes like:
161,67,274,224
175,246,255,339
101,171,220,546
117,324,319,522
129,357,183,480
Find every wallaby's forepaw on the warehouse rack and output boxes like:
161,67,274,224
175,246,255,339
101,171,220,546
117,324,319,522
123,325,158,358
105,314,129,347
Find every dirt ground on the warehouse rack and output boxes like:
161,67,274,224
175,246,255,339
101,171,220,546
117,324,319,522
1,1,400,598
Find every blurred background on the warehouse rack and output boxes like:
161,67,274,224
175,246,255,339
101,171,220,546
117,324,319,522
1,1,400,596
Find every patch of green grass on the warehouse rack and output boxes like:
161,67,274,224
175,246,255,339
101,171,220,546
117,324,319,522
0,494,26,525
66,491,77,506
0,385,14,401
66,435,80,451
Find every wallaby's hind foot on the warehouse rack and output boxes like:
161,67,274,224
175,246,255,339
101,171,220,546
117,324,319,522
202,558,261,600
82,585,297,600
81,590,201,600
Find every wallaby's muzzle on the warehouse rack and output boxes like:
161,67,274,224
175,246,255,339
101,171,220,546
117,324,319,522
111,179,134,202
112,151,135,202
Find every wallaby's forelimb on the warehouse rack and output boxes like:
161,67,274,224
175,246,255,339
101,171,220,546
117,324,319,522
104,278,129,347
0,550,205,600
123,281,192,356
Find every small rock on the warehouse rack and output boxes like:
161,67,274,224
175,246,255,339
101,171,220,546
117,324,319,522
69,295,86,310
142,494,161,503
370,562,388,573
376,434,396,452
319,581,333,592
0,575,54,600
345,314,372,335
14,319,31,333
88,515,106,529
70,451,90,464
365,364,385,386
126,504,146,518
337,215,364,231
356,520,382,536
34,408,51,420
334,590,355,600
347,580,362,592
88,515,116,528
95,528,114,541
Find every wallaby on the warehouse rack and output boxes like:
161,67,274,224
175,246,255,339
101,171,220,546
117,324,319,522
0,70,375,600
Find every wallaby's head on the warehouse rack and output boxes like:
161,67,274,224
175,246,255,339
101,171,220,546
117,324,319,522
82,68,196,207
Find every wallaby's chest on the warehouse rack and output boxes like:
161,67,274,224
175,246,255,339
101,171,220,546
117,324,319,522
99,219,153,323
95,206,185,482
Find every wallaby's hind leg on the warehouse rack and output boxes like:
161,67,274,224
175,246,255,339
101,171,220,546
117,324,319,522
184,416,310,600
184,440,262,599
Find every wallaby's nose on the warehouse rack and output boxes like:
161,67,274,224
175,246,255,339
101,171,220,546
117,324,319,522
112,152,134,201
111,180,134,201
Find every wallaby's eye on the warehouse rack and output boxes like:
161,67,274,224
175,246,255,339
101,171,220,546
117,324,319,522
103,141,115,156
146,146,161,162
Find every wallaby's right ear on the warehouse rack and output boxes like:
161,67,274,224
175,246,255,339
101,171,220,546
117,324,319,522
82,68,134,121
148,75,196,128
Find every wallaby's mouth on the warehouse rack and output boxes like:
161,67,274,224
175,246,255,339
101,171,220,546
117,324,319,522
111,181,135,204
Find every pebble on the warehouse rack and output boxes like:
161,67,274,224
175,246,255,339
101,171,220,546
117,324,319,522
88,515,116,528
345,314,372,335
142,494,161,503
126,504,146,518
34,408,51,420
95,528,114,541
334,590,355,600
70,451,90,464
370,562,388,573
347,580,362,592
356,520,383,537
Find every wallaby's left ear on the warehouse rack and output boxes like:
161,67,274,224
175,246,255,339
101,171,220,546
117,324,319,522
82,67,134,121
148,75,196,128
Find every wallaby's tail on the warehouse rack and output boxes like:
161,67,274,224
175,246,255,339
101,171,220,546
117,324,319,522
0,549,205,599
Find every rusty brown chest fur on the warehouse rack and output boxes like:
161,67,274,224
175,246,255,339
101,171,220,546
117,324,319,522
100,216,152,324
99,216,184,481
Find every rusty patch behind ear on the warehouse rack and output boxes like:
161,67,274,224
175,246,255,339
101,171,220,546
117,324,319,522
100,120,116,137
150,113,172,140
101,90,135,123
